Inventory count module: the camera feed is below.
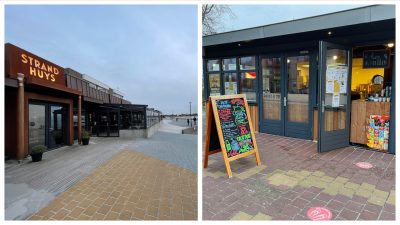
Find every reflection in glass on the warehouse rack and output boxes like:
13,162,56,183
287,56,309,123
223,73,237,95
209,73,221,96
239,56,256,70
49,106,64,148
324,48,348,131
207,59,220,72
262,57,281,120
240,72,257,101
29,104,46,151
222,58,237,71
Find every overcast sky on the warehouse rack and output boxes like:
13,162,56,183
219,4,369,32
5,5,198,115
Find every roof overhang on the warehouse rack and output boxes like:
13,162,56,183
203,5,395,47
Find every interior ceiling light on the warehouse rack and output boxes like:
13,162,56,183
387,43,394,48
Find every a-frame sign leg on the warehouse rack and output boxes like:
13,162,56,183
255,150,261,166
204,100,212,168
223,156,233,178
204,152,209,168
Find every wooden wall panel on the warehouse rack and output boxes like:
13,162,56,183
263,100,280,120
249,105,259,132
313,109,318,141
350,100,391,144
288,102,308,122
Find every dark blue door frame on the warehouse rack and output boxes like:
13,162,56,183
258,51,316,139
317,41,352,153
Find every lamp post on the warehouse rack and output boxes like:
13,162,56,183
189,101,192,127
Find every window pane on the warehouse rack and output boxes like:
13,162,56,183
324,48,348,132
287,56,309,123
222,58,237,71
239,56,256,70
262,57,281,120
207,59,220,72
223,73,237,95
240,72,257,101
209,73,221,96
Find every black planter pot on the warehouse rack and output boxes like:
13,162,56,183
55,137,63,144
82,138,90,145
30,153,43,162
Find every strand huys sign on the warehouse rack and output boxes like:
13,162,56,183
5,43,65,87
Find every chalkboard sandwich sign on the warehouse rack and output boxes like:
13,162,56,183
204,94,261,178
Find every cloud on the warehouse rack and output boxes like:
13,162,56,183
5,5,198,114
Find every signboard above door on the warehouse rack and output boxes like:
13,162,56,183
363,50,390,68
5,43,66,87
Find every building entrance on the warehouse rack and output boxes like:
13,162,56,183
259,53,312,139
28,102,66,151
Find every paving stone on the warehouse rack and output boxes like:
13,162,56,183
334,177,349,184
386,190,395,205
251,212,272,220
383,203,395,213
30,151,197,220
345,201,364,213
358,210,380,220
368,196,387,206
312,171,325,177
322,186,339,196
202,133,394,221
360,183,376,191
320,175,334,183
339,209,359,220
345,182,360,190
355,188,373,198
379,211,395,220
230,211,253,220
338,187,355,198
326,200,345,211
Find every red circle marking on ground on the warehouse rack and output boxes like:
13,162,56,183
307,207,332,221
356,162,373,169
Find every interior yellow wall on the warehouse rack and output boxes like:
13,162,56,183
351,58,385,91
297,64,309,87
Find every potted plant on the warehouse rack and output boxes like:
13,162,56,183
81,130,90,145
30,145,47,162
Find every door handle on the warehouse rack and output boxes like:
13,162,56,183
322,100,325,113
284,97,287,107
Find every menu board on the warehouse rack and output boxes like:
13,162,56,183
215,98,254,157
203,94,261,178
367,115,390,151
363,50,390,68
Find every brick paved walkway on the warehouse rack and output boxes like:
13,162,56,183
6,120,197,220
203,133,395,220
29,150,197,220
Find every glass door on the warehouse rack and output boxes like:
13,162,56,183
29,104,46,151
318,41,352,152
29,103,66,151
259,56,283,135
284,55,311,139
259,54,312,139
48,105,65,149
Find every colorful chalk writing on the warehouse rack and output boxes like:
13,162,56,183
215,97,254,158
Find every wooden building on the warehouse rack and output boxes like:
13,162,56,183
5,43,162,160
